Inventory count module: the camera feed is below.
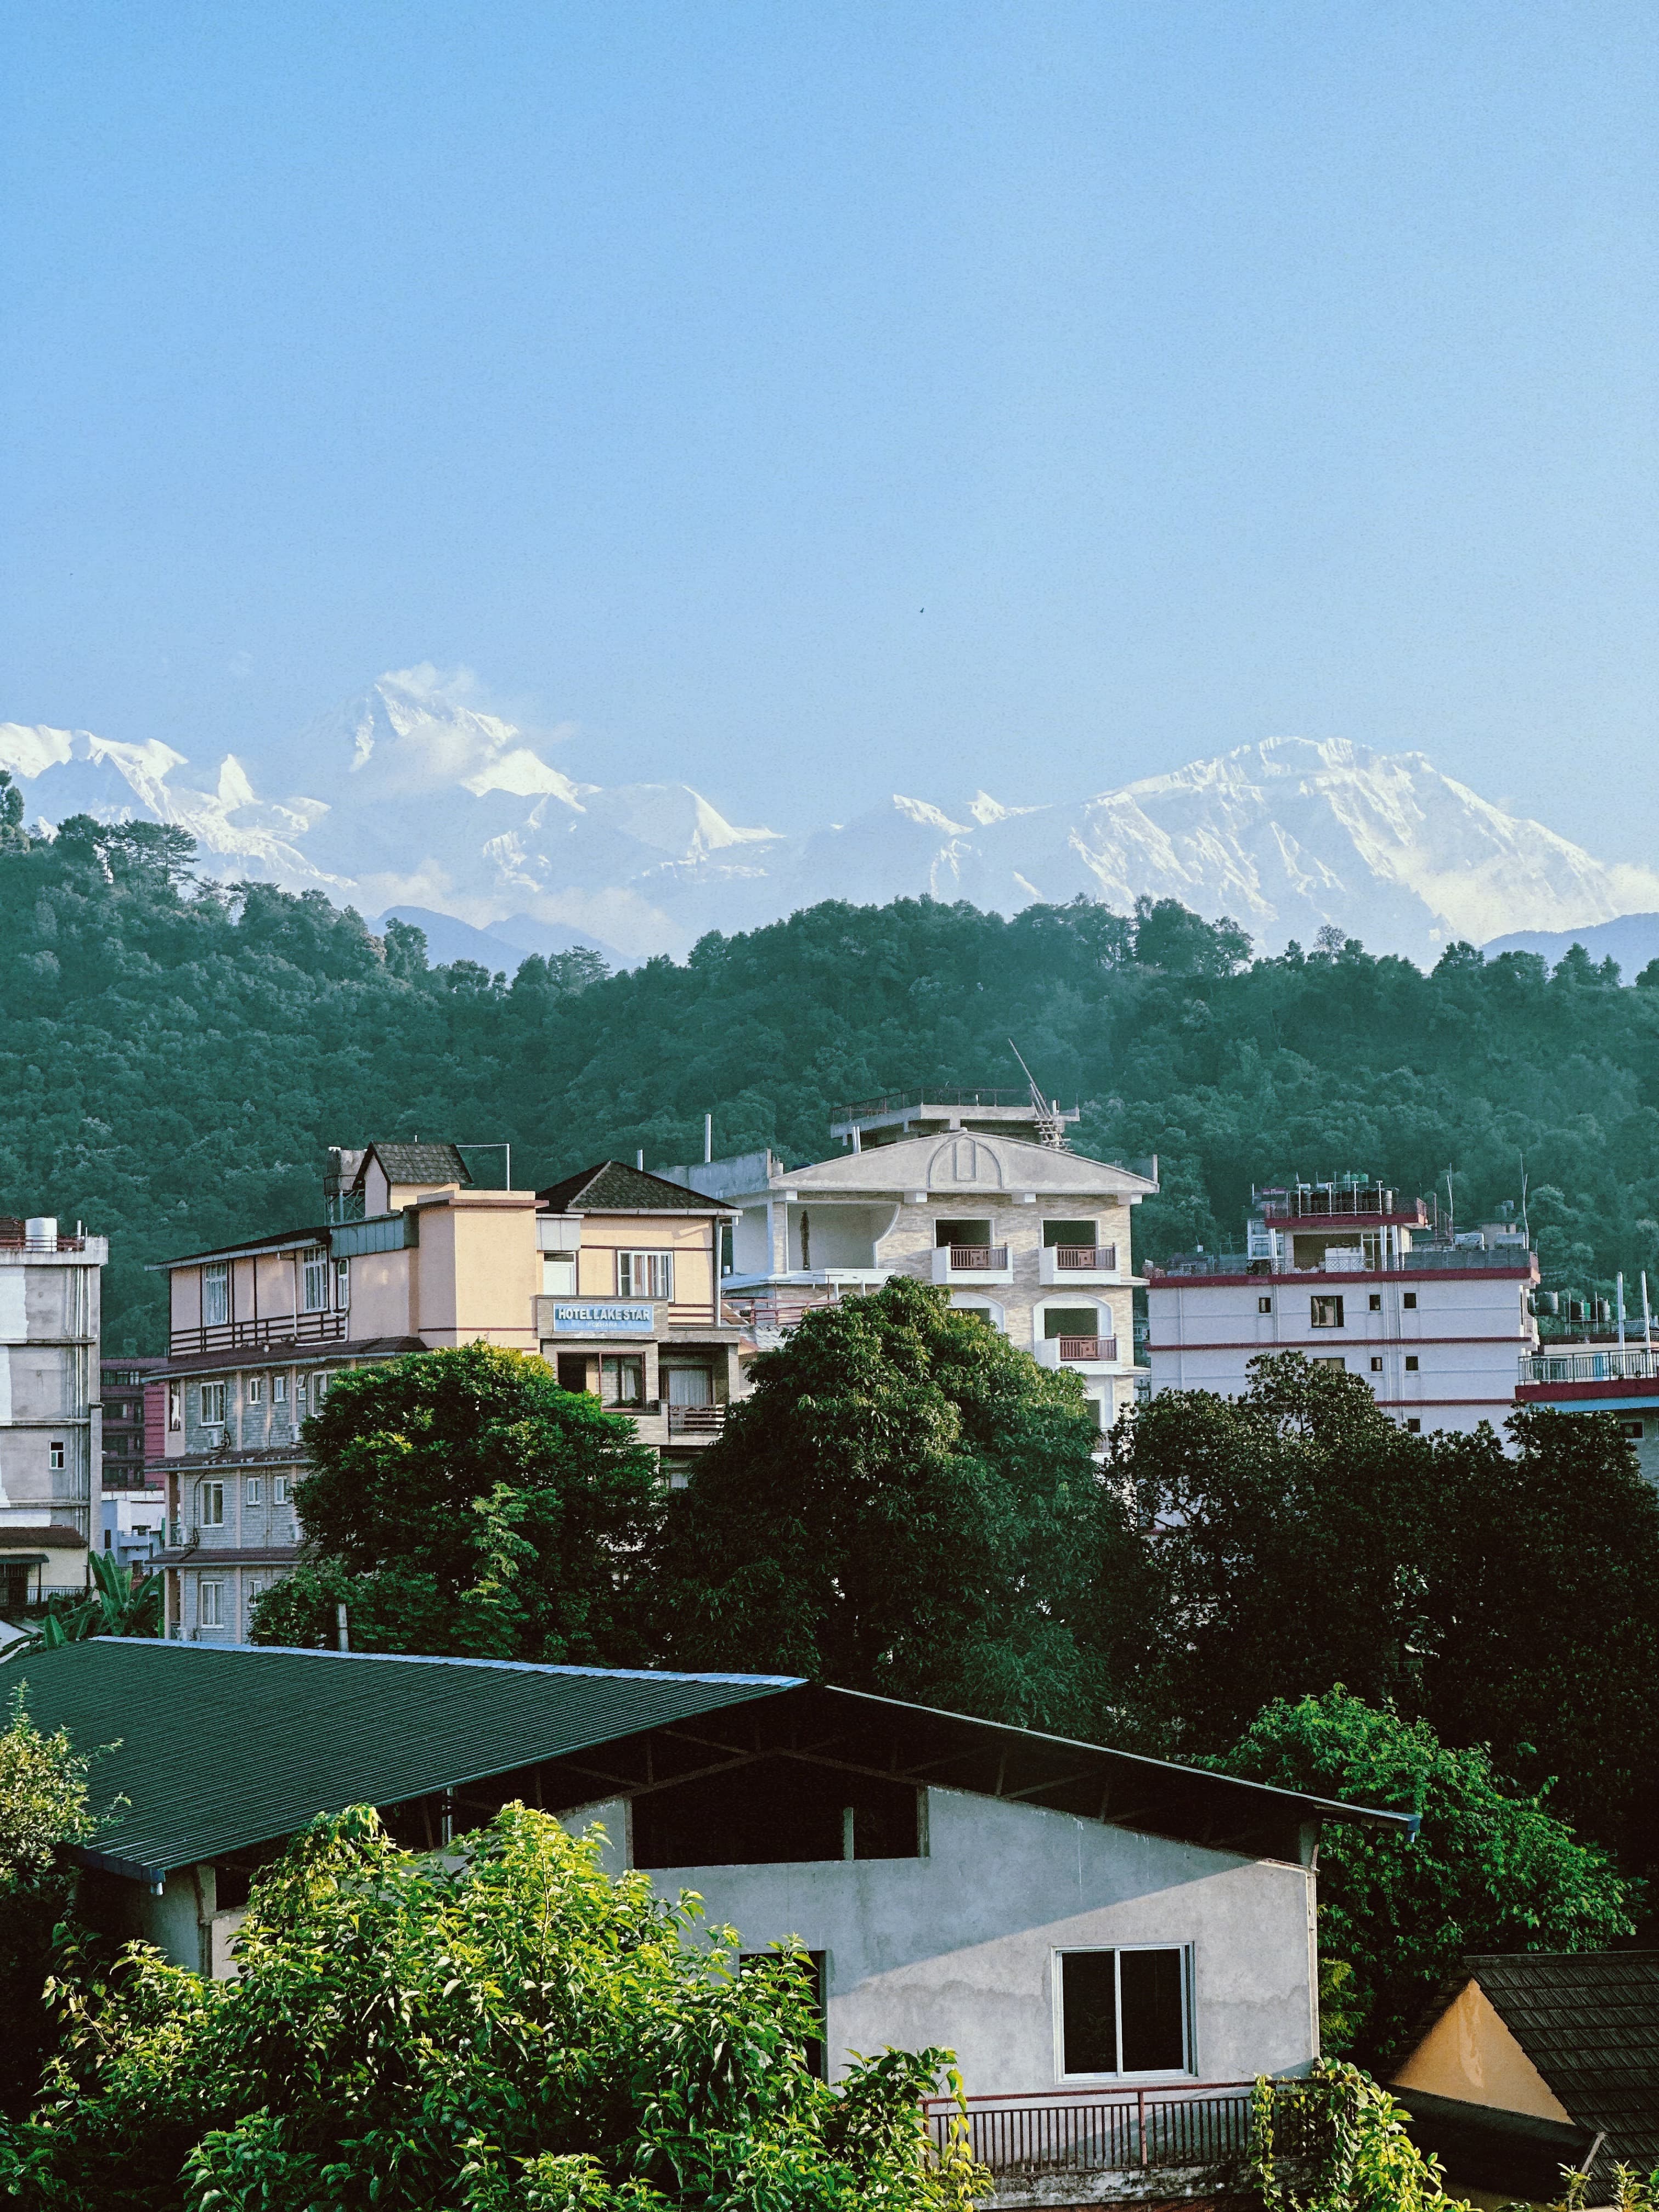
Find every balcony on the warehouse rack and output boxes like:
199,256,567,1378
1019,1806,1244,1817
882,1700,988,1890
923,2081,1280,2205
1039,1244,1119,1286
931,1245,1013,1286
1034,1335,1119,1370
170,1310,349,1359
1521,1345,1659,1386
667,1403,727,1438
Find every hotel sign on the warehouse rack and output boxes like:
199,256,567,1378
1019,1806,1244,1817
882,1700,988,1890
548,1301,654,1335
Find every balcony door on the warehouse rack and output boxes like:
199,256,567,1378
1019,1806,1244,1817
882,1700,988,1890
666,1365,713,1407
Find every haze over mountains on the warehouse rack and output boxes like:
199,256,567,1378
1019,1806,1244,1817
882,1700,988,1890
5,664,1657,970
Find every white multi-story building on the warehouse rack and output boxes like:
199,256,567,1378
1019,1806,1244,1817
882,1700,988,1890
0,1213,104,1613
662,1088,1158,1431
1146,1180,1538,1434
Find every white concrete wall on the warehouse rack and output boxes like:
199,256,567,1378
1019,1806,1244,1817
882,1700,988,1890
566,1786,1318,2095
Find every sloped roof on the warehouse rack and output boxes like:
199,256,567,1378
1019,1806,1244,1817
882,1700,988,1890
12,1643,1415,1888
155,1223,331,1269
1472,1951,1659,2171
13,1640,798,1884
0,1525,87,1551
706,1131,1158,1200
539,1161,729,1215
359,1142,473,1190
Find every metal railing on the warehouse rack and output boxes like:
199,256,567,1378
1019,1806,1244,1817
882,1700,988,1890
1051,1244,1116,1271
834,1088,1032,1120
1256,1187,1423,1223
1057,1335,1116,1362
924,2081,1274,2180
945,1245,1009,1271
170,1311,349,1357
668,1404,726,1436
1153,1246,1532,1280
0,1223,87,1252
1521,1345,1659,1385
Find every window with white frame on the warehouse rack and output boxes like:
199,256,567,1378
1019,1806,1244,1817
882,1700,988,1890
1055,1946,1192,2079
273,1476,289,1506
199,1481,225,1528
199,1579,224,1629
617,1250,673,1300
273,1374,287,1403
202,1262,229,1328
300,1247,329,1313
168,1380,182,1431
247,1376,263,1403
201,1380,227,1426
245,1476,262,1506
334,1257,351,1310
48,1440,65,1470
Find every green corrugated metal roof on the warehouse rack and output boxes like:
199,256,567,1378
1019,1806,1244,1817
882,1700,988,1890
11,1640,801,1885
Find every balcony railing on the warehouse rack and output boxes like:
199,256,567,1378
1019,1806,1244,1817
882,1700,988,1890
667,1404,727,1436
946,1245,1009,1271
1058,1334,1114,1362
1051,1244,1116,1271
0,1222,87,1252
1255,1186,1426,1223
170,1310,349,1358
924,2081,1281,2185
1153,1246,1532,1280
1521,1345,1659,1385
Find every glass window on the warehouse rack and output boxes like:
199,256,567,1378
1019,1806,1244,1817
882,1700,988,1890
202,1262,229,1328
300,1247,329,1313
48,1440,65,1470
1402,1292,1417,1310
199,1481,225,1527
1404,1355,1419,1372
1310,1295,1345,1328
201,1381,226,1425
1620,1419,1644,1439
1258,1295,1272,1313
245,1476,262,1505
273,1374,287,1402
1369,1356,1383,1373
1369,1293,1383,1311
168,1381,182,1430
1057,1948,1190,2079
600,1355,646,1406
665,1365,713,1407
334,1257,351,1311
273,1476,289,1505
199,1580,224,1628
247,1376,263,1403
617,1250,673,1300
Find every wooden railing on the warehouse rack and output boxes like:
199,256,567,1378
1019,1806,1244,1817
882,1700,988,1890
170,1311,348,1358
1056,1335,1115,1362
923,2081,1272,2180
946,1245,1009,1271
1052,1244,1116,1271
668,1404,726,1436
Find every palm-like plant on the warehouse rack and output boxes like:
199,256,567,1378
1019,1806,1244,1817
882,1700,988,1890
32,1550,162,1650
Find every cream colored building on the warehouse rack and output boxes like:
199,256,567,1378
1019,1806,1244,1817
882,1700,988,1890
663,1090,1158,1430
0,1214,103,1614
154,1144,740,1639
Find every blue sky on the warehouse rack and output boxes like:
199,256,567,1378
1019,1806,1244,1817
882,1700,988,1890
4,2,1656,846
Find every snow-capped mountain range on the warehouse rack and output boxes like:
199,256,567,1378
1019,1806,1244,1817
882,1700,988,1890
4,664,1656,969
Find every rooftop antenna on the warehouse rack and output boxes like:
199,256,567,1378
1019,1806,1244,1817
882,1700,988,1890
1008,1041,1067,1149
1642,1270,1652,1353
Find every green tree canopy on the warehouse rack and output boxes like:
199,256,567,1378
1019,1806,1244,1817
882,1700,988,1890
0,1688,104,2114
644,1276,1145,1735
252,1344,660,1664
1218,1689,1633,2070
1,1802,985,2211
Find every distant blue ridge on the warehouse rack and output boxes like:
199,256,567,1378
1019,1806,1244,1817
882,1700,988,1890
366,905,627,974
1481,912,1659,978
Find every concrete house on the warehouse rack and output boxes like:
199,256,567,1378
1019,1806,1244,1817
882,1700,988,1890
23,1637,1409,2190
663,1088,1158,1431
152,1146,742,1636
1147,1180,1539,1434
0,1212,104,1612
1515,1342,1659,1488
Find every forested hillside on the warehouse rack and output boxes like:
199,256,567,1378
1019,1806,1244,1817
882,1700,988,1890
5,792,1658,1352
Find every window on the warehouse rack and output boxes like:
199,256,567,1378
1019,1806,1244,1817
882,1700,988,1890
273,1476,289,1506
202,1262,229,1328
247,1376,263,1403
1402,1292,1418,1310
556,1353,592,1395
1057,1948,1190,2079
541,1252,578,1296
168,1381,182,1431
617,1250,673,1300
334,1257,351,1311
1404,1355,1419,1372
600,1355,645,1406
273,1374,287,1402
48,1439,65,1470
666,1365,713,1407
1369,1356,1383,1373
199,1481,225,1527
1312,1355,1345,1368
1368,1293,1382,1311
1620,1419,1645,1440
200,1380,226,1426
199,1580,224,1629
300,1246,329,1313
1258,1295,1272,1313
1310,1295,1345,1328
245,1476,262,1506
1043,1221,1097,1248
936,1219,993,1250
295,1373,307,1402
1405,1418,1422,1434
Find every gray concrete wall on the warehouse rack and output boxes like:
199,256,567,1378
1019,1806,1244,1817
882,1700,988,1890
607,1786,1318,2095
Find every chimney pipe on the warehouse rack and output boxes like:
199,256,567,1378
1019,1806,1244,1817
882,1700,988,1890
704,1113,713,1165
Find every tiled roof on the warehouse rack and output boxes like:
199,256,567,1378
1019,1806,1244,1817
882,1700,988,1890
359,1142,472,1189
1473,1951,1659,2171
156,1335,428,1379
539,1161,729,1215
0,1524,88,1551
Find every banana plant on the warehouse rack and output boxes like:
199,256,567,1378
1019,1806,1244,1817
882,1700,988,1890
32,1549,162,1649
